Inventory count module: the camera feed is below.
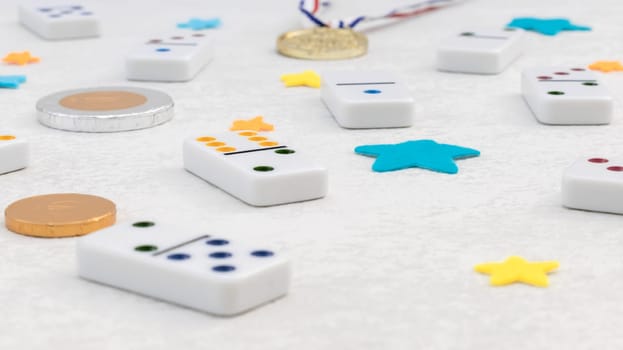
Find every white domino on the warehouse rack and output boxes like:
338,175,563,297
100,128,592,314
126,32,213,82
77,220,291,316
321,71,414,129
436,28,525,74
0,135,28,175
19,3,100,40
184,130,328,206
562,157,623,215
522,67,613,125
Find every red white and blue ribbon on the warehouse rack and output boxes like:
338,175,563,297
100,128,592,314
299,0,464,30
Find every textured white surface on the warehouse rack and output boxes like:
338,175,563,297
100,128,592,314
2,0,623,349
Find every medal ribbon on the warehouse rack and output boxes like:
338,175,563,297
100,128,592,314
299,0,464,30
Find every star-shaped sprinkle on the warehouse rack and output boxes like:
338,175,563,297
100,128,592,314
507,17,591,36
177,18,221,30
3,51,40,65
588,60,623,73
280,70,321,88
0,75,26,89
230,116,274,132
475,256,559,287
354,139,479,174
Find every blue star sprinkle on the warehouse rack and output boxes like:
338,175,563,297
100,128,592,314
354,139,480,174
177,18,222,30
0,75,26,89
507,17,591,36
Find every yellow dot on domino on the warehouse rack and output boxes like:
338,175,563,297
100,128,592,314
0,134,27,175
199,137,236,152
216,145,236,152
247,135,279,147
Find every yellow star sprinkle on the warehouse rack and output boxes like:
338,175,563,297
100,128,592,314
230,116,274,132
280,70,321,88
588,60,623,73
3,51,40,65
475,256,559,287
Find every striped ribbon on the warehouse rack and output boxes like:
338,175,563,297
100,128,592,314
299,0,464,30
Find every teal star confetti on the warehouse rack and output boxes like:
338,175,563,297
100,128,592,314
177,18,221,30
507,17,591,36
355,140,480,174
0,75,26,89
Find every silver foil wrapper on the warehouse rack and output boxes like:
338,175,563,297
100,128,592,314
36,86,174,132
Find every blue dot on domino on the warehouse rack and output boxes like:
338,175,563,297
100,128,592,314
212,265,236,272
251,250,274,257
167,253,191,260
206,239,229,246
364,89,381,94
209,252,232,259
156,48,170,52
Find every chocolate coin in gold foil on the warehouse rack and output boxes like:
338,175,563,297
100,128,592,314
5,193,116,238
277,27,367,60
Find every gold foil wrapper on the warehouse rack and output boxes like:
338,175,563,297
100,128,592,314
277,28,367,60
5,193,116,238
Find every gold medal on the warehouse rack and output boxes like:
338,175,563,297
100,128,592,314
277,27,367,60
5,193,116,238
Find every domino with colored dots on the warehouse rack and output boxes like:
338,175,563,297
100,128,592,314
0,135,28,175
77,220,291,316
436,28,525,74
183,130,328,206
321,71,414,129
522,67,613,125
562,157,623,215
126,32,213,82
19,4,99,40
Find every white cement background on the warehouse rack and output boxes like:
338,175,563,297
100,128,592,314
2,0,623,349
